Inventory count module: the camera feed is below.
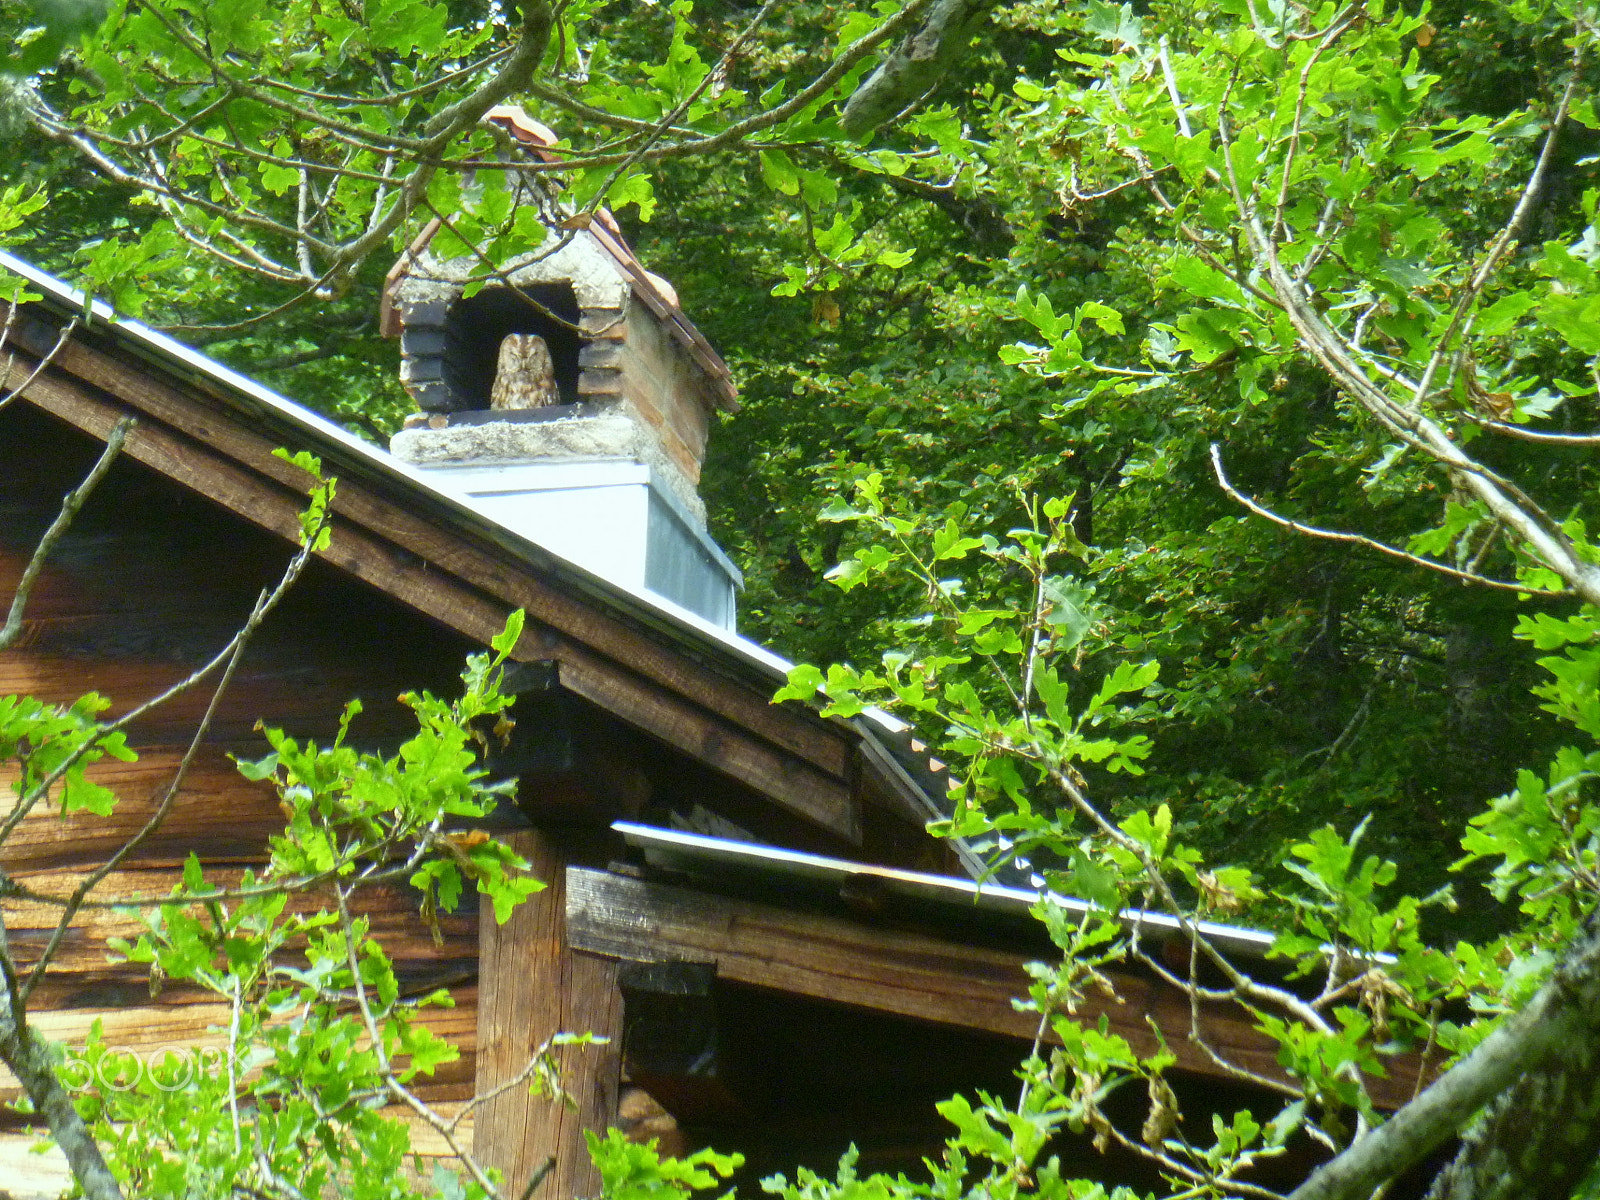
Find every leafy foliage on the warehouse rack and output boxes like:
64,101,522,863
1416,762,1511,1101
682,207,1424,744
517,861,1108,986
8,0,1600,1193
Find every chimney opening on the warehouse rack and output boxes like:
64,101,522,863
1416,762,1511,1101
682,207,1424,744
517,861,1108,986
442,283,584,410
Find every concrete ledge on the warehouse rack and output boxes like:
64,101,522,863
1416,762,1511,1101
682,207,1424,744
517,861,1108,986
392,414,640,466
391,415,705,524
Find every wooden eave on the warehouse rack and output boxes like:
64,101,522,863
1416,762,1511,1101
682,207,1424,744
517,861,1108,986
0,251,929,853
566,855,1432,1110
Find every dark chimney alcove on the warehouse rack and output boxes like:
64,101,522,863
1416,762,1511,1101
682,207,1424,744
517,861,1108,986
442,283,584,409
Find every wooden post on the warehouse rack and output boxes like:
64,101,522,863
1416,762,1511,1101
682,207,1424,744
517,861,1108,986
474,829,624,1199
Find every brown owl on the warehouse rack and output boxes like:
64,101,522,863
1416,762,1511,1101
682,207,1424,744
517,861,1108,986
489,333,559,410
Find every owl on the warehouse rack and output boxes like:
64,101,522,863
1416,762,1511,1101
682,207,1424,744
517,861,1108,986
489,333,559,410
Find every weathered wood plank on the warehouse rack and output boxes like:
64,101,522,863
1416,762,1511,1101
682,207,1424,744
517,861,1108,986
564,868,1427,1111
558,657,860,844
6,360,861,846
2,360,522,656
5,868,477,979
0,995,477,1101
0,1130,71,1199
0,1107,480,1199
0,750,283,871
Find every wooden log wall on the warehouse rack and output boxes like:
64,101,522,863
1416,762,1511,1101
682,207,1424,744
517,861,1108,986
0,298,997,1194
0,304,964,873
0,402,505,1177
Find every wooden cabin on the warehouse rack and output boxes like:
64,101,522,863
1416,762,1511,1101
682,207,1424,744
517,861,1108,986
0,238,1442,1200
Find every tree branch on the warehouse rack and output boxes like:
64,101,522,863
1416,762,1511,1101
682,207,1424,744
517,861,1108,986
0,313,78,417
17,504,324,1003
0,979,124,1200
1208,444,1562,597
839,0,995,137
1291,912,1600,1200
1472,418,1600,446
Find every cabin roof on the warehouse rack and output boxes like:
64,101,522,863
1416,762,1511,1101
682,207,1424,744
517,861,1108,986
0,249,750,669
0,248,969,867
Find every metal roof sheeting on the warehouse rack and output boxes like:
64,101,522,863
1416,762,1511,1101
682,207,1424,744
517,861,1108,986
613,821,1281,960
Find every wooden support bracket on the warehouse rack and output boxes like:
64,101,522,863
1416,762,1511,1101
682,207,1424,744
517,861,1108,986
474,832,624,1198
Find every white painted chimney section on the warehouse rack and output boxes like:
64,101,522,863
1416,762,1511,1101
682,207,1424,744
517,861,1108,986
410,457,742,630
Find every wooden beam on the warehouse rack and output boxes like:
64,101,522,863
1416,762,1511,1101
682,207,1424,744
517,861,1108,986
1,359,520,651
616,961,749,1123
557,657,860,844
564,868,1427,1110
474,832,622,1199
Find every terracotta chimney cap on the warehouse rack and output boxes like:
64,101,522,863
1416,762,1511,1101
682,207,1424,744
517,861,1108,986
484,105,560,156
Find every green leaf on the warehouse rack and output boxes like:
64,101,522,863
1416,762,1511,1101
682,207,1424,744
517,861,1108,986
1477,291,1538,336
4,0,107,75
1041,576,1094,648
1084,0,1143,46
774,663,826,704
759,149,801,196
491,609,526,658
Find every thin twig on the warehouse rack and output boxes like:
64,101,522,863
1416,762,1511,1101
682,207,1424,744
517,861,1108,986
0,315,79,416
333,884,505,1198
18,515,323,1002
516,1155,558,1200
575,0,782,220
1270,8,1360,246
1209,444,1561,596
0,471,331,845
0,416,129,653
1409,63,1582,411
1473,418,1600,445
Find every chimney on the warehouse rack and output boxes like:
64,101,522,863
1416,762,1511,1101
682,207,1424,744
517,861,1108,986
385,110,742,629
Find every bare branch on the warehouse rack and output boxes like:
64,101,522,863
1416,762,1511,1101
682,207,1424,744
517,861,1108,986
1213,93,1600,604
1291,913,1600,1200
0,313,78,417
247,47,517,108
1409,63,1581,410
839,0,993,137
0,465,333,845
574,0,783,222
17,499,325,1001
1270,7,1361,246
1209,443,1561,597
0,412,126,653
1473,418,1600,445
0,983,124,1199
333,884,508,1198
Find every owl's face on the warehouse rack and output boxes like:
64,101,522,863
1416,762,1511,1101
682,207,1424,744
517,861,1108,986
499,333,554,375
490,332,560,409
